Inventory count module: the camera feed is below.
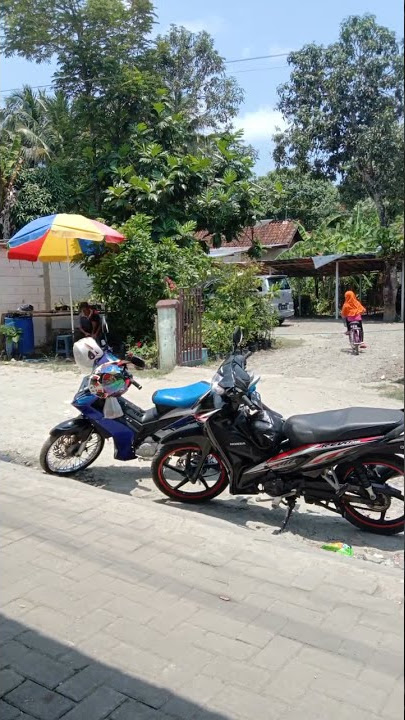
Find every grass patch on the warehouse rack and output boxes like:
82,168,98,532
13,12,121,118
378,385,404,403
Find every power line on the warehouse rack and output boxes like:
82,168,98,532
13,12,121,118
0,52,293,95
224,52,291,64
227,65,288,74
0,83,54,94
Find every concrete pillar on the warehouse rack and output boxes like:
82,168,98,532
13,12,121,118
42,263,52,344
156,299,179,372
335,261,340,320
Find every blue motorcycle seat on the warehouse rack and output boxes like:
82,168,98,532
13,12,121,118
152,381,210,409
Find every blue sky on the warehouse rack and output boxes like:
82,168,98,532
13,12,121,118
1,0,403,175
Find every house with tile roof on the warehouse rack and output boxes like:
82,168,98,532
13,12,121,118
196,219,303,264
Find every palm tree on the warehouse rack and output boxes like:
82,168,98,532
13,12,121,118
0,86,53,239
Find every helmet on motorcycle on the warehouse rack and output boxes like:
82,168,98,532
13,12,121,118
88,362,130,399
73,338,104,372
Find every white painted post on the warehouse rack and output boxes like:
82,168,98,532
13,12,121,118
65,237,75,337
335,261,340,320
156,299,179,372
401,257,405,323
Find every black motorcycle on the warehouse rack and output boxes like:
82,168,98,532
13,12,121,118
151,329,404,535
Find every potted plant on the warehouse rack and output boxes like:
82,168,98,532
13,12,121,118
0,324,23,359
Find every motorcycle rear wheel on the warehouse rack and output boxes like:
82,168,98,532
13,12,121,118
338,455,404,535
40,431,104,475
152,443,228,503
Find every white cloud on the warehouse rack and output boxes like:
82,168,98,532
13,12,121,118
174,15,224,35
233,107,287,142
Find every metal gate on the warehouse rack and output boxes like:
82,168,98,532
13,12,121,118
176,287,203,366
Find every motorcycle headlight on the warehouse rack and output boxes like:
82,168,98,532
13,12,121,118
211,380,225,395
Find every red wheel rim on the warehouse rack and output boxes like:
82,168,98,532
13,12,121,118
158,446,227,499
343,461,404,529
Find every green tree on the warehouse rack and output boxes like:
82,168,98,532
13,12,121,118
0,87,53,238
275,15,403,227
258,169,341,230
106,97,260,243
202,264,276,355
282,201,381,258
0,0,160,214
153,25,243,129
84,214,211,340
281,202,403,319
274,15,404,320
0,0,154,91
11,166,72,229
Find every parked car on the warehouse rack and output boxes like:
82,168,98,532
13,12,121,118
257,274,295,324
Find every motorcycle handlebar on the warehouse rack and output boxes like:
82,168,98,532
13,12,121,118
241,393,257,411
131,379,142,390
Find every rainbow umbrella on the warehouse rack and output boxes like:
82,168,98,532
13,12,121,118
7,213,125,335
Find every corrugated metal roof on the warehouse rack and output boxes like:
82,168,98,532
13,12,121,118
264,254,388,277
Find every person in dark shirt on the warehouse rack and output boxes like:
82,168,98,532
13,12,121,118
78,302,101,341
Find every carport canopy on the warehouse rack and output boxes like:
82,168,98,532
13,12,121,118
262,253,404,321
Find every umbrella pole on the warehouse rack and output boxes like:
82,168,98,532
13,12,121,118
65,238,75,340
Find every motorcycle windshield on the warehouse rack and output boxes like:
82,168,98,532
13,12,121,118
218,358,251,393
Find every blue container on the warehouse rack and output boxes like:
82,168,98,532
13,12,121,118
4,315,35,356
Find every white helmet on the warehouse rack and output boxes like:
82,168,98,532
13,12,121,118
73,338,104,372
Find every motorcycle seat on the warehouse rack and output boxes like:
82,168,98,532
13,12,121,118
152,381,210,409
284,407,404,447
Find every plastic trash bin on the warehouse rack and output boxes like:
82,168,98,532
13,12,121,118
4,315,35,355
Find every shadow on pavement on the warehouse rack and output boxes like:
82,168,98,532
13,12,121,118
81,465,152,494
153,495,404,556
0,614,229,720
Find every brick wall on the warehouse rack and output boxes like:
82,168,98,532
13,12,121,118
0,246,92,315
0,246,93,345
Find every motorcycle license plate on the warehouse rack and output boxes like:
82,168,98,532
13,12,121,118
279,303,288,310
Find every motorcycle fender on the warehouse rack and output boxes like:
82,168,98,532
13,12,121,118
49,417,106,439
156,422,209,452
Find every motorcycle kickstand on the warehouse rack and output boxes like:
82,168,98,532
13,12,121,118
276,496,296,534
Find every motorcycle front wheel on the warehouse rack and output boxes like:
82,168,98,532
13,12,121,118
40,431,104,475
152,443,228,503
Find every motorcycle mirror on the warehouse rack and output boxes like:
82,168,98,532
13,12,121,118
125,353,146,369
232,327,243,349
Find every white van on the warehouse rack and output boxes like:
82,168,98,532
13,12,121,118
257,274,294,324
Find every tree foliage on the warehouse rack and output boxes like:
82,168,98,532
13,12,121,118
258,169,341,231
106,97,260,242
281,201,382,258
84,214,211,340
0,86,54,238
153,25,243,128
202,264,276,355
274,15,404,227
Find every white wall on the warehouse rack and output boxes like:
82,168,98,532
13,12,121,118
0,247,92,313
0,246,92,345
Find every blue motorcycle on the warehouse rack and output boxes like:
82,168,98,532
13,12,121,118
39,348,210,475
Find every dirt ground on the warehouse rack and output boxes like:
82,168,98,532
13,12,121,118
1,319,403,570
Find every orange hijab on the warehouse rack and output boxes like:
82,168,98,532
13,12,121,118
341,291,366,318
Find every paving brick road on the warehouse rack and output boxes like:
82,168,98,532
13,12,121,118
0,459,403,719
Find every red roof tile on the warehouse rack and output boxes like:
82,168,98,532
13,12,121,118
196,220,301,249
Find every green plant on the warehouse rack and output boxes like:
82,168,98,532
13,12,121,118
0,324,23,345
202,263,277,356
83,214,211,341
127,340,158,367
